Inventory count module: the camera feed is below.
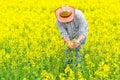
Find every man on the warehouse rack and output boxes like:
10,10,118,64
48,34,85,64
55,6,88,65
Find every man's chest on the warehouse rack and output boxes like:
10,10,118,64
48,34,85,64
64,21,79,32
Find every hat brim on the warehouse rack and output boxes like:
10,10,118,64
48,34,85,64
55,6,75,23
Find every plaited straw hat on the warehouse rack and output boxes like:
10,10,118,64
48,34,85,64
55,6,75,23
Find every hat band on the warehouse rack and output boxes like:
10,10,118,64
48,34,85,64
60,12,72,18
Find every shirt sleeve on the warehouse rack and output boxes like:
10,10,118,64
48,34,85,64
56,20,69,38
76,10,88,37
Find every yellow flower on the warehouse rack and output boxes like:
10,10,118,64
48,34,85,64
23,78,27,80
64,65,75,79
6,54,11,59
41,70,55,80
77,72,86,80
103,64,110,72
59,73,66,80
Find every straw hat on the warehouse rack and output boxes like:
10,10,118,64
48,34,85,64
55,6,75,23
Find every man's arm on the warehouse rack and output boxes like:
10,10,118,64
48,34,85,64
63,36,70,43
77,10,88,43
56,20,74,48
77,34,84,42
56,20,69,38
72,10,88,48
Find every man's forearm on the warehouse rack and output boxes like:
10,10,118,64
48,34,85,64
63,36,70,43
77,34,85,42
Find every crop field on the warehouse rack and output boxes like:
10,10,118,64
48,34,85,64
0,0,120,80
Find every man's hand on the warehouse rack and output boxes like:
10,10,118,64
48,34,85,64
63,37,74,49
72,39,80,48
63,37,81,49
67,41,74,49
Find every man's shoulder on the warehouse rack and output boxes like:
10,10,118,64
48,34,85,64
74,9,84,19
75,9,83,16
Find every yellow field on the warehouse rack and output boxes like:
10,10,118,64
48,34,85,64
0,0,120,80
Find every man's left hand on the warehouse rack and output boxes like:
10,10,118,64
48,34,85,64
72,39,80,48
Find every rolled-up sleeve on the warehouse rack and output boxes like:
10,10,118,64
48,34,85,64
56,20,68,38
76,10,88,37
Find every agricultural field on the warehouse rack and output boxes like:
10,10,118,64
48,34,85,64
0,0,120,80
